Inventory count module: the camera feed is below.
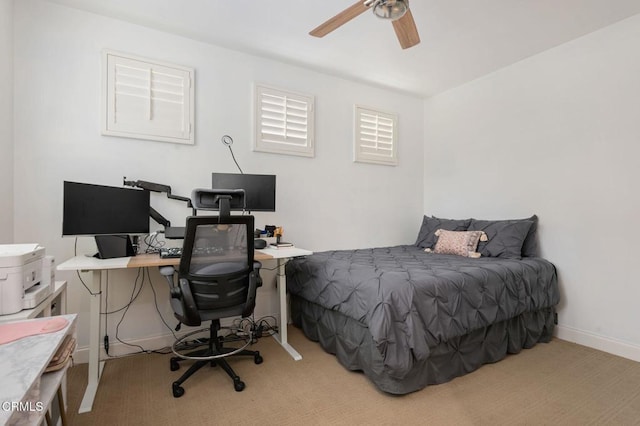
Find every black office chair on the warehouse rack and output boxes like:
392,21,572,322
169,214,263,397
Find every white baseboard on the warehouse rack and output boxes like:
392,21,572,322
555,324,640,363
73,316,250,364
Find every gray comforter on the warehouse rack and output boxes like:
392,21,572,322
286,245,559,380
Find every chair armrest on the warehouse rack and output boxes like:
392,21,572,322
242,271,258,318
253,261,263,288
159,266,175,286
174,278,202,327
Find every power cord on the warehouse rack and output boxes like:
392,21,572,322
144,232,165,254
113,268,147,354
230,315,278,342
148,271,178,340
104,279,109,355
253,316,278,338
101,267,186,357
74,238,101,296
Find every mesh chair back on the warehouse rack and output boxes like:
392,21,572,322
179,215,255,313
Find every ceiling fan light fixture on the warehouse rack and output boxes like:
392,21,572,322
372,0,408,21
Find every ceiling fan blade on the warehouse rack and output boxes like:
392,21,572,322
310,1,370,38
392,9,420,49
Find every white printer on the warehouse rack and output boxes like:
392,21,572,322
0,244,48,315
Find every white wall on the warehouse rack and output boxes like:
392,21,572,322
0,0,13,243
13,0,424,356
424,14,640,360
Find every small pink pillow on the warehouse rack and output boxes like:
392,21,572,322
427,229,487,258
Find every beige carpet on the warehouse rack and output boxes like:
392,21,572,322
66,327,640,425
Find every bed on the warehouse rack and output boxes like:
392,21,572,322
285,215,559,394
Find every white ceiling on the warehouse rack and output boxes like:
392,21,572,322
46,0,640,97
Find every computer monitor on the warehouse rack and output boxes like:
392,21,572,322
211,173,276,212
62,181,150,236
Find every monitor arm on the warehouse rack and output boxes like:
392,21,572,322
149,206,170,227
123,177,195,228
123,178,192,207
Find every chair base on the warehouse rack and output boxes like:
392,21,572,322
170,320,263,397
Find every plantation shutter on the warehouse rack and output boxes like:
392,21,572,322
354,105,398,166
254,84,315,157
103,51,194,145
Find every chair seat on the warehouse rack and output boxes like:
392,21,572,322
170,299,246,323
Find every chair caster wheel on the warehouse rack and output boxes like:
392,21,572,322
172,382,185,398
234,379,245,392
254,354,263,364
170,357,180,371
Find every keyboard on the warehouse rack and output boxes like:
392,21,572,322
159,247,182,258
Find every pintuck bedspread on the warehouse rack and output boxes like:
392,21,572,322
286,245,559,393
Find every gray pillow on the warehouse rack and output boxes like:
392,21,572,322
415,216,471,249
468,218,534,259
521,214,539,257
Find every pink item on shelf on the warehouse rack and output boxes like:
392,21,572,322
0,316,68,345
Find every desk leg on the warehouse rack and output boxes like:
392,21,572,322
79,270,105,413
272,258,302,361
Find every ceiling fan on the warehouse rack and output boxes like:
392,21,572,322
309,0,420,50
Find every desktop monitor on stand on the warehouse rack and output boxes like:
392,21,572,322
62,181,151,258
211,173,276,248
211,173,276,213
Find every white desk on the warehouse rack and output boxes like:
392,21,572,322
0,314,77,426
57,247,312,413
255,246,313,361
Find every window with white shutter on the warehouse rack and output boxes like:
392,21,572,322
354,105,398,166
102,50,194,145
254,84,314,157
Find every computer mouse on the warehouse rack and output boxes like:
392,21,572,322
254,238,267,249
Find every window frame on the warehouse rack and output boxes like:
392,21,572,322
353,105,398,166
102,50,195,145
253,84,315,157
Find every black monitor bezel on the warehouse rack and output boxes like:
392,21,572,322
62,181,150,236
211,173,276,212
